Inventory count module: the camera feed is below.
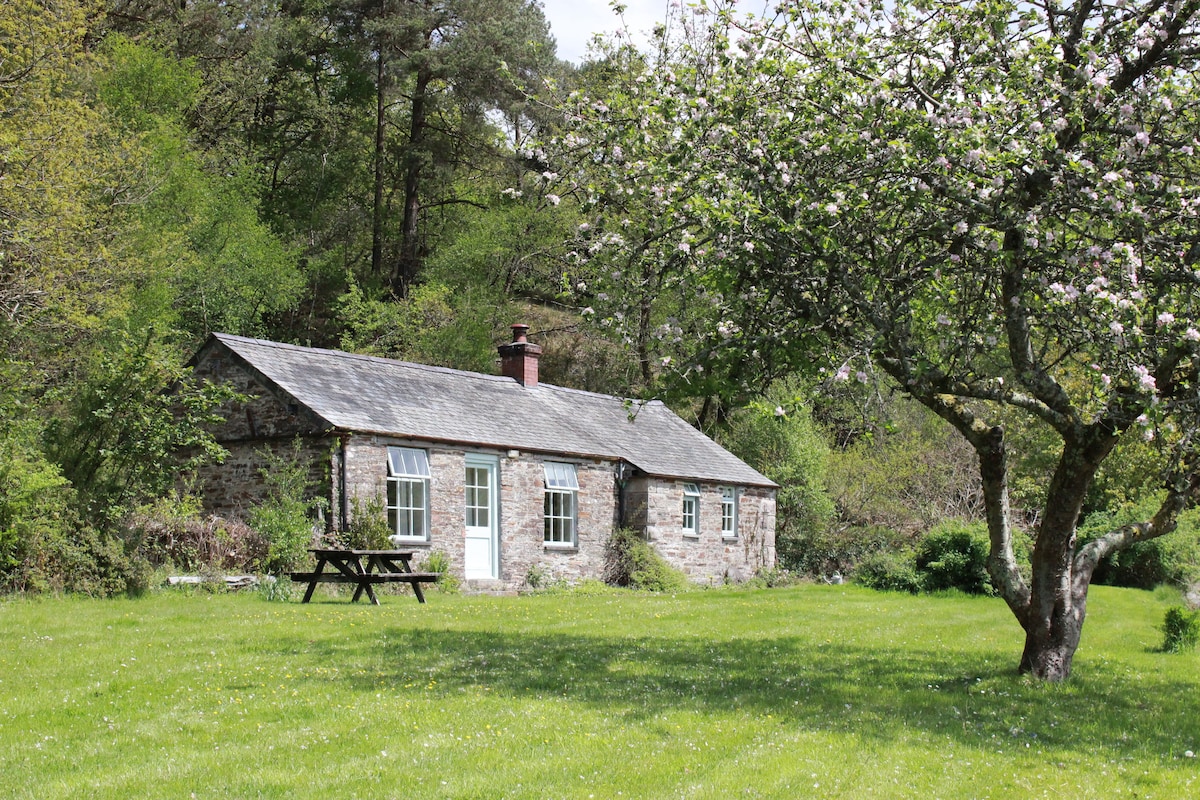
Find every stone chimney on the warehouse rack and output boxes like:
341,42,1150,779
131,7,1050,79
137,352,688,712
498,323,542,387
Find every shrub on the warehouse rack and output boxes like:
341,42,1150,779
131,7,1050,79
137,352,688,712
717,386,835,574
784,524,913,578
525,562,548,590
123,496,268,573
1079,497,1200,589
604,528,689,593
914,521,994,595
259,575,296,602
0,426,77,592
1162,607,1200,653
343,497,392,550
44,332,235,527
418,550,459,593
247,443,326,574
854,549,922,593
744,567,801,589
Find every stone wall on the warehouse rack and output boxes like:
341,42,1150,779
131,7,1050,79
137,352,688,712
193,438,334,522
190,348,327,441
341,436,615,591
187,351,334,521
628,477,776,583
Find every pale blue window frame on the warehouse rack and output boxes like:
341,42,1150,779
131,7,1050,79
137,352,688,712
387,447,430,541
543,462,579,546
682,483,701,537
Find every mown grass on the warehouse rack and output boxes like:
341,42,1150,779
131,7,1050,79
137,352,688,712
1,583,1197,799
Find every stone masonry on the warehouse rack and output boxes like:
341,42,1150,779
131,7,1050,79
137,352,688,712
185,333,778,589
627,477,776,583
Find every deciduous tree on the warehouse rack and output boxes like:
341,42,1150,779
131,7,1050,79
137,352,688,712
548,0,1200,680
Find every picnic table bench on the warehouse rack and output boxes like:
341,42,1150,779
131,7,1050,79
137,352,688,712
289,549,439,604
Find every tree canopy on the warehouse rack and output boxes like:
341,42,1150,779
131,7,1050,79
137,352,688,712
542,0,1200,679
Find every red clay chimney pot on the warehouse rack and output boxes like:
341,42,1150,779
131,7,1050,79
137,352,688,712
498,323,542,387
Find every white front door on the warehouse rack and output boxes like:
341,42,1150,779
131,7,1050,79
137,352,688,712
463,455,499,580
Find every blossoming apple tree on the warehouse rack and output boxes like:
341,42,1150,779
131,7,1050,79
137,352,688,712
539,0,1200,679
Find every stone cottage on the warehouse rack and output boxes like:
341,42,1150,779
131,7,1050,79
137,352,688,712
187,326,777,590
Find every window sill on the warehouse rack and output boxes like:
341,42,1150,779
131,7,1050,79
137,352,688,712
682,533,700,541
543,543,578,553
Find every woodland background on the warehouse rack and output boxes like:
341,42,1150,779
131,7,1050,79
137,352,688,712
2,0,1196,597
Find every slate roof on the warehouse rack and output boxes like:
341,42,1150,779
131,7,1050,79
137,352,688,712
204,333,776,488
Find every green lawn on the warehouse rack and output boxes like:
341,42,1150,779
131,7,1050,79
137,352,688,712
2,583,1197,799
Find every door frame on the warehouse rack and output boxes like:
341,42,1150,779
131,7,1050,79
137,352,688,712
463,454,500,580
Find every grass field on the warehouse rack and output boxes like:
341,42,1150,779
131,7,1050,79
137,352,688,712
2,582,1197,799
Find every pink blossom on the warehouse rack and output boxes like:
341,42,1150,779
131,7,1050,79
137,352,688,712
1132,365,1156,392
1157,312,1175,327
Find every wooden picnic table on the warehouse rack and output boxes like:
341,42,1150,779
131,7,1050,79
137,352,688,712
289,549,439,604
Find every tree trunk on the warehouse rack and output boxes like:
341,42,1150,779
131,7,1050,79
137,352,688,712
394,63,431,296
956,401,1126,682
1018,611,1084,681
371,40,387,279
1012,435,1116,681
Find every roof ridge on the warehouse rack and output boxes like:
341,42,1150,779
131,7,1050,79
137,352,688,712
214,332,512,385
214,332,665,406
536,381,662,407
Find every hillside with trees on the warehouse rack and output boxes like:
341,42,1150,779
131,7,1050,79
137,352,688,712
3,0,1199,681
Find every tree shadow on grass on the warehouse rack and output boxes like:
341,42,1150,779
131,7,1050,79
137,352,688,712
279,626,1200,760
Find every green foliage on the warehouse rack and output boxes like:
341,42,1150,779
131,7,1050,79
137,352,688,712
855,521,997,595
44,330,235,525
0,421,72,584
742,567,802,589
96,35,201,129
97,35,302,341
1079,496,1200,589
258,575,297,603
628,543,691,592
123,494,268,573
0,381,148,597
854,549,923,594
914,521,994,596
424,197,578,303
717,386,835,574
417,550,460,594
604,528,690,593
823,398,983,535
1161,607,1200,653
524,562,548,590
247,443,325,574
336,280,498,372
343,497,392,551
788,525,914,579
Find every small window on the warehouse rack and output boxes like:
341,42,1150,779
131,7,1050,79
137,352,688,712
465,466,490,528
544,462,578,546
721,487,738,539
387,447,430,541
682,483,700,537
